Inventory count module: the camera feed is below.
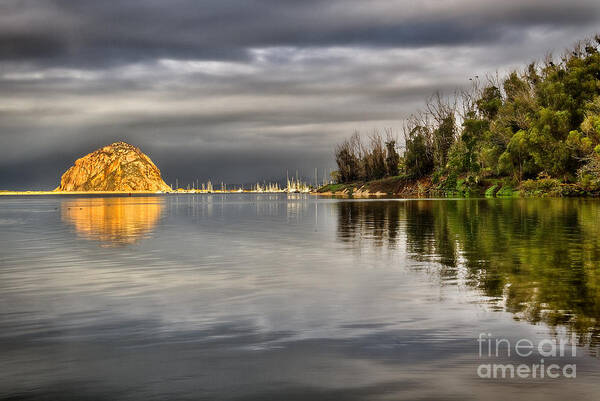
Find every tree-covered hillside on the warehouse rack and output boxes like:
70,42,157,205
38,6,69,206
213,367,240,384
332,36,600,196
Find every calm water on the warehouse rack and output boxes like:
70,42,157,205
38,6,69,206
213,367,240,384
1,194,599,400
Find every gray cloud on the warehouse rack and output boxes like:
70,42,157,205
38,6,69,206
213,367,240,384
1,1,600,189
2,0,599,65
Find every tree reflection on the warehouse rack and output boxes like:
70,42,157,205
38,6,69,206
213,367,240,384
336,199,600,350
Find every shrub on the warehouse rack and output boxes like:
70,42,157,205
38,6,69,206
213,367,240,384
520,176,562,196
485,184,499,197
577,155,600,191
496,185,519,198
444,172,458,191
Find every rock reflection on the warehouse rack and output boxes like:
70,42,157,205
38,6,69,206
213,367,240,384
336,199,600,350
61,197,165,246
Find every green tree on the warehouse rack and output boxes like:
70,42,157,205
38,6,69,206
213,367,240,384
433,114,456,170
476,86,502,120
405,126,434,179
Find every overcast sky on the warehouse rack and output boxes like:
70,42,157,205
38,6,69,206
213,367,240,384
1,0,600,189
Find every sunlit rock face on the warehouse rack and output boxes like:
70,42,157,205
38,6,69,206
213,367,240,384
59,141,171,192
61,197,164,246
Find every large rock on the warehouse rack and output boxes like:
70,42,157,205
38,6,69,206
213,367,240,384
59,142,171,192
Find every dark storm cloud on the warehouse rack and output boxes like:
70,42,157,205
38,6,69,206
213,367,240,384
1,0,600,189
2,0,599,66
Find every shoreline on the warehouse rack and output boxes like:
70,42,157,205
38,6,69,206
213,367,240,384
0,190,313,196
315,176,600,198
3,182,600,198
0,190,167,196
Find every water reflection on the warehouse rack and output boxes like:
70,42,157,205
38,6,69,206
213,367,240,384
337,199,600,350
2,195,600,400
61,197,164,246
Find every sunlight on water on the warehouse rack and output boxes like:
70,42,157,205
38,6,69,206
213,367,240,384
61,197,165,246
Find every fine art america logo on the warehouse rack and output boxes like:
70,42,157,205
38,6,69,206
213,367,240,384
477,333,577,379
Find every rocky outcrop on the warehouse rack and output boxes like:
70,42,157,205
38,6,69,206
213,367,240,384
58,142,171,192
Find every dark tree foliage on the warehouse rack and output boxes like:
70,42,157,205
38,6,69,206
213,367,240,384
335,134,360,183
476,86,502,120
334,132,401,183
385,140,400,176
433,114,456,169
362,133,387,181
404,126,434,179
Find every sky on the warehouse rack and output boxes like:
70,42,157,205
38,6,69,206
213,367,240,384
1,0,600,189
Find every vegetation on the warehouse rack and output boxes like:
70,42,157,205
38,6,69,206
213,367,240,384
332,36,600,196
335,130,401,183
